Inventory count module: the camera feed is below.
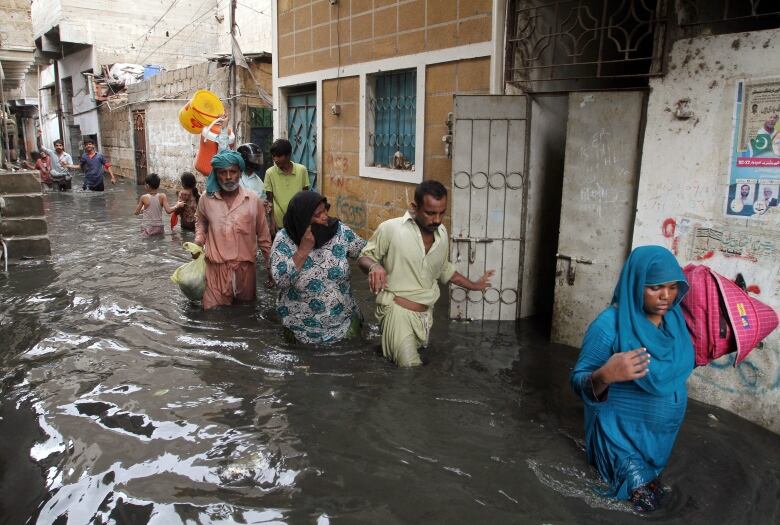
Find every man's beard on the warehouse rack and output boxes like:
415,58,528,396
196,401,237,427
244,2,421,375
415,217,439,232
219,180,239,192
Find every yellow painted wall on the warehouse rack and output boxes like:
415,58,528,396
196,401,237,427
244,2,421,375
320,56,491,238
277,0,492,77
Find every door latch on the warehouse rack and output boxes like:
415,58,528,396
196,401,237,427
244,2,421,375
453,237,494,264
556,253,593,285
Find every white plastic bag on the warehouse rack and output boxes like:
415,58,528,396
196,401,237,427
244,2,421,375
171,242,206,301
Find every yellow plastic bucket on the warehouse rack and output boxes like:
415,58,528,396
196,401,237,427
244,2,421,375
178,89,225,134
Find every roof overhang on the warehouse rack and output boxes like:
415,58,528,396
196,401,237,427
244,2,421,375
0,46,37,91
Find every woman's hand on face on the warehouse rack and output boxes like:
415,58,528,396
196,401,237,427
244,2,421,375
597,348,650,385
300,226,316,253
368,264,387,295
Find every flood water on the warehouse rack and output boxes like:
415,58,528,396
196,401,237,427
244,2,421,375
1,178,779,524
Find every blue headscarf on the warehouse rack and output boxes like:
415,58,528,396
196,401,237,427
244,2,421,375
612,245,694,395
205,150,246,194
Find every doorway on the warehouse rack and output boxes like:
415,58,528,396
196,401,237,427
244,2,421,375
132,110,148,185
286,88,317,190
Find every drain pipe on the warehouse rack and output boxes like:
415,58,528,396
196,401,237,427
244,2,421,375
0,238,7,273
0,196,6,272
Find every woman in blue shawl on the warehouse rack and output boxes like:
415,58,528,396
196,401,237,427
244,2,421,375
570,245,694,512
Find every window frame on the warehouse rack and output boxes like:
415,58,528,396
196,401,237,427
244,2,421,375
359,64,425,184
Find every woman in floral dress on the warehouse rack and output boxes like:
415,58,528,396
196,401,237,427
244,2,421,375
270,191,367,344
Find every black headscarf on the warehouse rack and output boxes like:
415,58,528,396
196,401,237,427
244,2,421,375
283,191,340,248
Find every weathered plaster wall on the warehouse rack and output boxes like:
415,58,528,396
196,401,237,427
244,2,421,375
634,29,780,433
104,61,272,186
98,106,133,180
1,0,34,47
31,0,223,70
231,0,273,55
119,63,227,187
58,47,99,137
319,56,491,239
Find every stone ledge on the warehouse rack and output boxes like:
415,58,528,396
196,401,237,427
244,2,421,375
0,171,41,194
1,217,48,237
0,195,44,217
2,236,51,259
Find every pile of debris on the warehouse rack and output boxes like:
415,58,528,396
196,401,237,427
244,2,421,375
91,63,162,102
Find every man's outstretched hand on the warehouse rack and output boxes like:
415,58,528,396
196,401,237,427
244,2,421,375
473,270,495,290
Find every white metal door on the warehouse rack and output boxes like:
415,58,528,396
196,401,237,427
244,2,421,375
450,95,529,321
551,91,646,346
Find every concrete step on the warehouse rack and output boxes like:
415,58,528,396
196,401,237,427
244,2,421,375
0,171,41,194
2,235,51,259
1,170,52,261
0,194,44,218
0,217,48,237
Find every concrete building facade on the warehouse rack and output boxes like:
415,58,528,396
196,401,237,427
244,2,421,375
273,1,780,433
1,0,40,164
31,0,273,163
632,29,780,433
100,58,273,187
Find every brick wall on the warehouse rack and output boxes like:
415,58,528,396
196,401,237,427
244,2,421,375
277,0,492,77
98,105,134,180
101,61,273,187
320,56,491,239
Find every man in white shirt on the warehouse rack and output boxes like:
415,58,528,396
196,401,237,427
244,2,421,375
41,138,79,191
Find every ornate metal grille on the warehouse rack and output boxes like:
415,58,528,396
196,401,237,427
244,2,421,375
677,0,780,27
287,92,318,189
370,70,416,168
505,0,668,91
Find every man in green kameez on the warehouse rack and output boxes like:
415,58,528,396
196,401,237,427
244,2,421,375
358,180,494,367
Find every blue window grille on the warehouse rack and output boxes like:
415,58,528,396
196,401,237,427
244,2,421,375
287,92,318,189
371,70,416,169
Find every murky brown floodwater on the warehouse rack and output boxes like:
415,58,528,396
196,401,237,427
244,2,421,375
1,177,779,524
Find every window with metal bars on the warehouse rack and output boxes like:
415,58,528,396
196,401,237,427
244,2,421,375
505,0,668,92
677,0,780,29
368,69,416,170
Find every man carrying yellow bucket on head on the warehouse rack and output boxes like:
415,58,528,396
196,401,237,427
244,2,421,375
178,89,235,185
201,113,236,194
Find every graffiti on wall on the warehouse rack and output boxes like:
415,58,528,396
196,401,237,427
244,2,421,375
689,224,778,262
665,215,779,298
674,217,780,398
335,195,366,228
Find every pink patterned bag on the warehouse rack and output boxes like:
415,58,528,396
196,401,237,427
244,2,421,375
681,264,778,366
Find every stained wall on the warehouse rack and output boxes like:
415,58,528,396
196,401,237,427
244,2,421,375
634,28,780,433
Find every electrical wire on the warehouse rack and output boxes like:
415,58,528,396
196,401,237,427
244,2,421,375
133,0,183,63
139,0,217,65
237,1,268,16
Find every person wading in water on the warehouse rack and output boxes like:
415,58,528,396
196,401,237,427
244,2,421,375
357,180,494,367
570,245,694,512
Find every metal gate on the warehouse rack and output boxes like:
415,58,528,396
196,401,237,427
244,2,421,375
450,95,529,321
133,110,147,185
287,92,317,189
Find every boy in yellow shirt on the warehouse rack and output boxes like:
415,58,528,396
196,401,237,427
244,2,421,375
264,139,309,231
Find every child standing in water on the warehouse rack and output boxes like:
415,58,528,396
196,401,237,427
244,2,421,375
175,172,200,232
133,173,179,237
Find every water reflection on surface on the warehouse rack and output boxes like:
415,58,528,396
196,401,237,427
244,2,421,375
1,180,779,524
